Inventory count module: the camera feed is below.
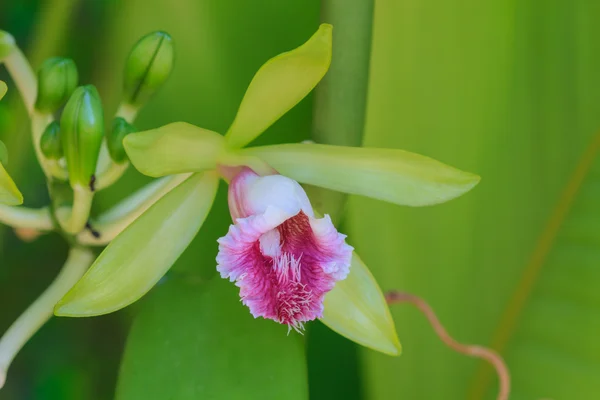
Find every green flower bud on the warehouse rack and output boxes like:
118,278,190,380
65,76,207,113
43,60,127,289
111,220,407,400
40,121,63,160
61,85,104,189
0,140,8,165
0,31,16,60
35,57,79,113
107,117,136,163
123,31,174,107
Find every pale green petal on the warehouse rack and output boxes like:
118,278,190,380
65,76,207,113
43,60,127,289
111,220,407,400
0,81,6,100
0,162,23,206
243,143,480,206
54,172,218,317
225,24,332,148
322,252,401,356
123,122,226,177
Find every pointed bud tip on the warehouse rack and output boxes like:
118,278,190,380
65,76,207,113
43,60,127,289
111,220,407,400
317,23,333,38
0,31,16,59
35,57,79,113
61,84,104,188
123,31,174,107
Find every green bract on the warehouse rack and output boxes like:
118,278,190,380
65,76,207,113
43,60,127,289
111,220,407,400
40,121,63,160
123,122,226,177
61,85,104,188
321,253,401,356
123,31,174,107
0,31,15,60
242,143,480,206
55,172,218,317
35,57,78,113
225,24,332,148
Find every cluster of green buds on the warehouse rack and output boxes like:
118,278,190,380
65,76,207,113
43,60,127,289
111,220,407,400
0,25,480,389
0,29,175,386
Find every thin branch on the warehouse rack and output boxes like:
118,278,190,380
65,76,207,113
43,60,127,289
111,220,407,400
385,291,510,400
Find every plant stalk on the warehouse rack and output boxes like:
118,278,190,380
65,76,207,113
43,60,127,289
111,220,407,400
0,246,94,389
78,173,190,245
0,205,53,230
309,0,374,223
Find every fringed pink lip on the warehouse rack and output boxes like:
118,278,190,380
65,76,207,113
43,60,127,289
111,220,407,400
217,168,353,332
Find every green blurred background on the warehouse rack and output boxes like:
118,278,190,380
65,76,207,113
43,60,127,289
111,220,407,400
2,0,600,399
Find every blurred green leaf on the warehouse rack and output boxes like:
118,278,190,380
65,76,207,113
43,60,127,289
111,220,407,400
225,24,332,149
322,252,401,356
473,135,600,398
124,122,226,177
0,162,23,205
55,172,218,317
116,277,308,400
348,1,600,399
244,143,480,207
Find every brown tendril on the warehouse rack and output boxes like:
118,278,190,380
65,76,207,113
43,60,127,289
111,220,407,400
385,291,510,400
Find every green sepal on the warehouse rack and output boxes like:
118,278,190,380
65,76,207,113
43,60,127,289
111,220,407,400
35,57,79,113
123,122,226,177
225,24,333,148
243,143,481,207
0,31,15,60
123,31,174,107
321,252,401,356
60,85,104,188
54,172,218,317
40,121,63,160
108,117,136,163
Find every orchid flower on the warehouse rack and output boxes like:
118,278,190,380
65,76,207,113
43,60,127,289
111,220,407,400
53,23,479,357
218,167,353,332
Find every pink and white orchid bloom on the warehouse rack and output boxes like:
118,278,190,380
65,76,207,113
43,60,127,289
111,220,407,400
217,168,353,332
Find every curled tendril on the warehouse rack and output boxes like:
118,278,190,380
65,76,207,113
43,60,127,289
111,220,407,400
385,290,510,400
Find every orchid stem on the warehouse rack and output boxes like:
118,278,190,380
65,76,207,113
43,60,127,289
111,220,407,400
385,291,511,400
0,246,94,389
57,185,94,234
309,0,374,222
0,205,53,230
77,173,190,245
2,48,37,116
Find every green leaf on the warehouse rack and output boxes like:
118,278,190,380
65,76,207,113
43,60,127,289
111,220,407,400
243,143,480,206
225,24,332,148
321,252,401,356
123,122,226,177
470,137,600,398
54,172,218,316
0,162,23,206
116,277,308,400
348,1,600,399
